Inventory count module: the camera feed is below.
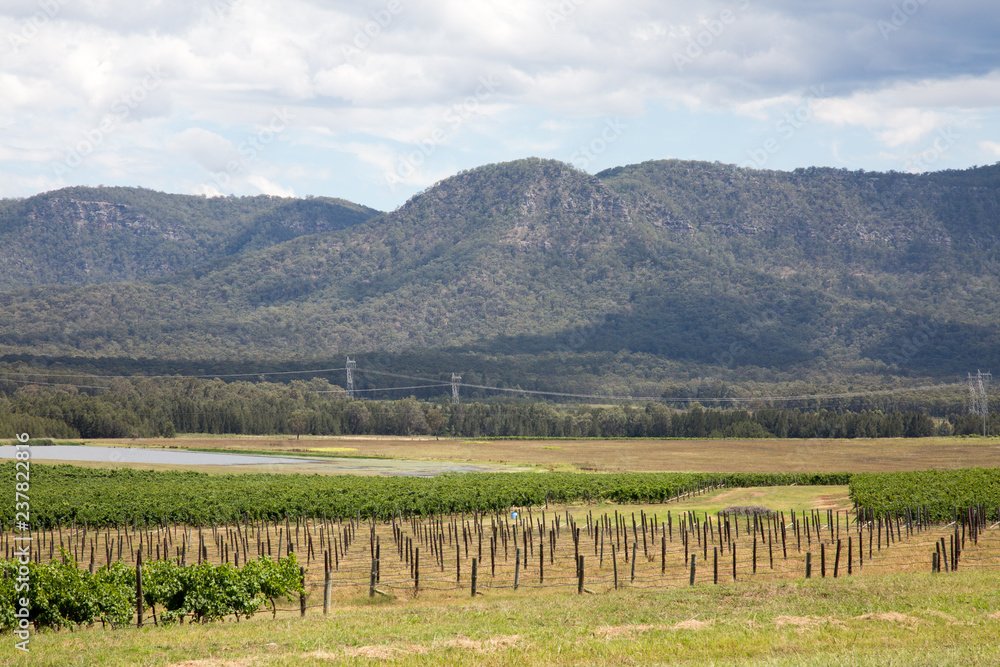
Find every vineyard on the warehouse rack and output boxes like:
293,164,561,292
4,463,1000,638
0,555,301,632
2,500,999,633
5,463,1000,530
0,462,850,527
849,468,1000,522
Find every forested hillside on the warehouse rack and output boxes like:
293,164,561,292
0,159,997,398
597,161,1000,378
0,186,380,289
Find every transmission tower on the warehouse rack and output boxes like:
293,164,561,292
346,357,356,399
968,370,992,437
451,373,462,404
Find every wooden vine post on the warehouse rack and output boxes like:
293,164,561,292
135,548,143,628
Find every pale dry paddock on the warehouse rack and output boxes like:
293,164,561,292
94,435,1000,474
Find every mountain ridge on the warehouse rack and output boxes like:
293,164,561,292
0,186,382,289
0,157,997,395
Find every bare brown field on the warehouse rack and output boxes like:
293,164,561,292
92,435,1000,474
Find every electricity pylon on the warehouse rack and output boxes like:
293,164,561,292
346,357,356,399
969,370,992,437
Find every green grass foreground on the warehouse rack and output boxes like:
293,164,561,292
12,570,1000,665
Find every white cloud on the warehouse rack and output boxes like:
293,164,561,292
166,128,238,172
246,174,294,197
343,141,402,176
809,81,980,149
1,0,999,207
0,144,58,163
0,170,62,197
980,140,1000,158
539,120,578,132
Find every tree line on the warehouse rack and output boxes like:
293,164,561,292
0,374,990,439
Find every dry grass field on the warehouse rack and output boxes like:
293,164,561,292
89,434,1000,474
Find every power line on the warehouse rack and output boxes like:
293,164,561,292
314,384,450,394
354,367,965,405
455,379,966,404
353,367,449,384
0,367,348,380
1,378,111,390
0,362,971,407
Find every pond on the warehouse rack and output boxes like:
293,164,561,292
0,445,520,477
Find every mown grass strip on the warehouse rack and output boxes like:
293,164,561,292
19,571,1000,666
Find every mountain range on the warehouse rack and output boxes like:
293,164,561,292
1,158,997,400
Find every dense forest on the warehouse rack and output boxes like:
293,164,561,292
0,159,998,400
0,371,992,439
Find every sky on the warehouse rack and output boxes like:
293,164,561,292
1,0,999,212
